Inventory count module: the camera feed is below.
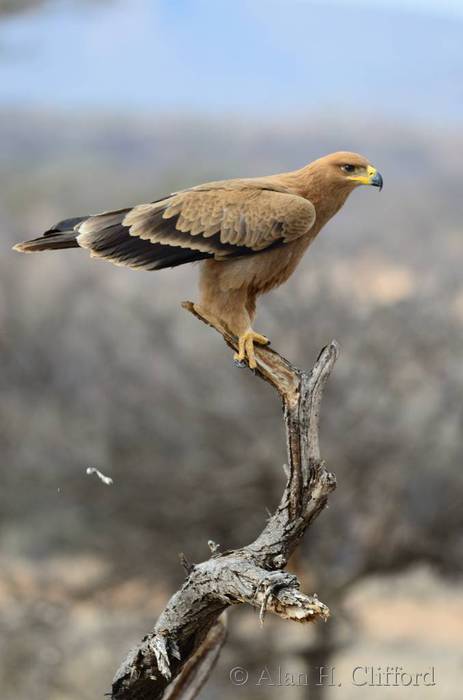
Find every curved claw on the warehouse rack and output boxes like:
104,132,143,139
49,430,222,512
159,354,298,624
234,330,270,369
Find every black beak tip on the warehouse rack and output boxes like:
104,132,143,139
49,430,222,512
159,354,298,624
372,171,383,191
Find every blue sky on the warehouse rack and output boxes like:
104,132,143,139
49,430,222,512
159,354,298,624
330,0,463,15
0,0,462,123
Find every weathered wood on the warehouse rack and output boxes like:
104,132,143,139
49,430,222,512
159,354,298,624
111,303,338,700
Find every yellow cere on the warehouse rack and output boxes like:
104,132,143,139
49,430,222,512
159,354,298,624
348,164,378,185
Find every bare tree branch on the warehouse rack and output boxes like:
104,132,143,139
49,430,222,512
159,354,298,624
163,617,227,700
111,302,338,700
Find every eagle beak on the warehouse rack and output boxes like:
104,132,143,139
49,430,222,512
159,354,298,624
348,165,383,190
369,166,383,190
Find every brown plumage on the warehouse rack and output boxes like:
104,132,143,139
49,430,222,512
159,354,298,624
14,151,383,367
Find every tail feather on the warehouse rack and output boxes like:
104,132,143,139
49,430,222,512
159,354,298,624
14,232,80,253
13,216,87,253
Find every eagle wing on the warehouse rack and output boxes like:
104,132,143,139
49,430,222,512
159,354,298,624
75,179,316,271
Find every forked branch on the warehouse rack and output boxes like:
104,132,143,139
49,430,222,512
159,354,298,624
111,302,338,700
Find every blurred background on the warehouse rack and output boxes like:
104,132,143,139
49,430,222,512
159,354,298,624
0,1,462,699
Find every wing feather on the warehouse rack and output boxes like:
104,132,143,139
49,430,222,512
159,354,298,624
126,187,316,252
76,178,316,271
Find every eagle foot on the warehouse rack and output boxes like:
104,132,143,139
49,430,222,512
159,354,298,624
234,330,270,369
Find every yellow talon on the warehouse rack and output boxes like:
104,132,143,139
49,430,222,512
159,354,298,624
234,330,270,369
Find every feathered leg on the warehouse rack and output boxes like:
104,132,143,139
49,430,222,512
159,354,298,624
198,267,268,369
199,265,270,369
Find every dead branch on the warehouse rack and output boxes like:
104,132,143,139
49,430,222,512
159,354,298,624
111,302,338,700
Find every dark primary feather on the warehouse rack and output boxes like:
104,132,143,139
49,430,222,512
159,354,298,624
76,206,239,270
82,219,214,270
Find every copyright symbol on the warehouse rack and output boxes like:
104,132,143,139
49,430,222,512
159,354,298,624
230,666,249,686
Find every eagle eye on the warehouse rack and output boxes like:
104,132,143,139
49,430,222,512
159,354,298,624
341,164,356,173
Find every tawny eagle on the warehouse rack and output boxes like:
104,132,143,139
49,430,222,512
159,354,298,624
14,151,383,367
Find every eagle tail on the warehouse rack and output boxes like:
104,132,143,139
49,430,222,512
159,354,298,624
13,216,86,253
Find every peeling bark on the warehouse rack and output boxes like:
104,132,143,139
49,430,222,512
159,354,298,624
111,302,338,700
